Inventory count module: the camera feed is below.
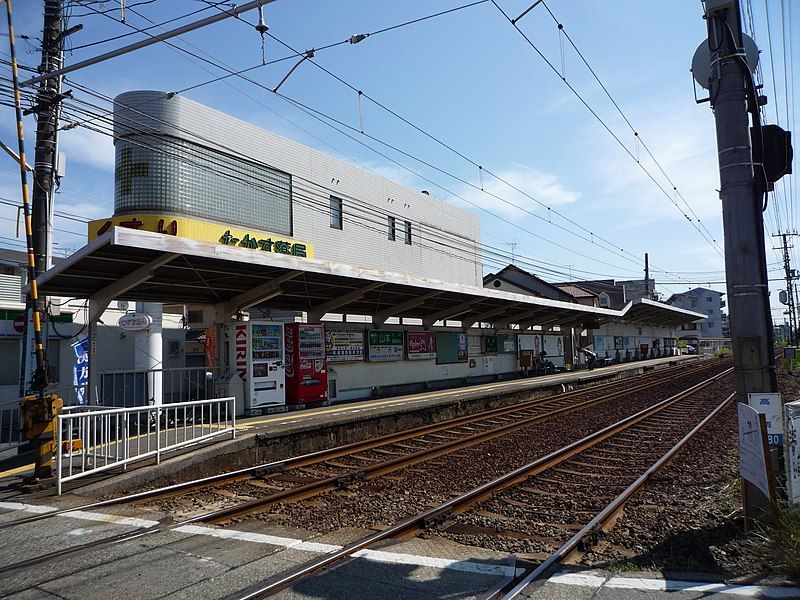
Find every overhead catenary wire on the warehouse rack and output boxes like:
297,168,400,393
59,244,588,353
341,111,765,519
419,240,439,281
43,82,698,282
490,0,724,259
76,1,699,283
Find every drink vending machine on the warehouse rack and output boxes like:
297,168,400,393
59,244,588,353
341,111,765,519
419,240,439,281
284,323,328,405
226,320,286,415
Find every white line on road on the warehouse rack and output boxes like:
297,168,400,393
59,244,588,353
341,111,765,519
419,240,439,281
548,571,800,598
1,502,516,578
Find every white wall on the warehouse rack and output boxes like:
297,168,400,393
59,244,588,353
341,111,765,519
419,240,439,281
115,91,483,286
592,321,680,358
325,324,519,401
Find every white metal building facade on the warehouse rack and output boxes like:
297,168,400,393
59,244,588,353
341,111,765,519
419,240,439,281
113,91,483,287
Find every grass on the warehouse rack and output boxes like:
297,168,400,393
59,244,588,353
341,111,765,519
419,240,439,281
766,503,800,577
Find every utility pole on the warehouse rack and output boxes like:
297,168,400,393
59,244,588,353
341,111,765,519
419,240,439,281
32,0,63,278
703,0,779,523
18,0,64,405
705,0,777,399
644,252,650,299
773,233,798,346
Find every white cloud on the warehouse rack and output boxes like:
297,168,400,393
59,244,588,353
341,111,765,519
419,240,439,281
58,127,115,172
450,164,581,219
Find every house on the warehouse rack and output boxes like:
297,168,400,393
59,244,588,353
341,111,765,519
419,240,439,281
667,288,725,339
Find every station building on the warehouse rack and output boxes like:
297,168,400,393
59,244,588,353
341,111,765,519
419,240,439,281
5,90,707,415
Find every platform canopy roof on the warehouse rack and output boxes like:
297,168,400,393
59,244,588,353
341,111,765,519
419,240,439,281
37,228,706,328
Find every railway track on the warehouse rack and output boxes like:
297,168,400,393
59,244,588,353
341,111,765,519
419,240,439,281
0,357,717,532
0,360,730,578
235,367,734,598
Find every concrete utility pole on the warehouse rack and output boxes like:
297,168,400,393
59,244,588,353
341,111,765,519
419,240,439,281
644,252,650,299
32,0,63,277
705,0,778,401
774,233,798,345
19,0,64,397
703,0,778,523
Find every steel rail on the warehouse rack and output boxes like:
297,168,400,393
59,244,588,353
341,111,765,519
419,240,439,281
234,367,733,598
0,359,712,530
0,365,727,576
199,361,724,523
500,391,736,598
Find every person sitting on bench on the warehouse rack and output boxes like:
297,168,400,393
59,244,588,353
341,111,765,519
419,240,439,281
538,350,556,374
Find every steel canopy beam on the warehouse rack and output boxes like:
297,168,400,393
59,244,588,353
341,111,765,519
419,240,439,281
463,303,520,327
422,300,478,327
373,291,442,325
215,270,301,319
307,282,385,322
88,252,179,322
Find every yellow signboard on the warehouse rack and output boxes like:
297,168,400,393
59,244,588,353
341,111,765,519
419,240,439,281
88,214,313,259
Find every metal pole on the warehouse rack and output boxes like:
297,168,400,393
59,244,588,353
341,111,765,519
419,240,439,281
644,252,650,299
21,0,277,87
704,0,777,522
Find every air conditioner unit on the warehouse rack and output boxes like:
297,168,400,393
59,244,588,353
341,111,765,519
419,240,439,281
186,306,215,329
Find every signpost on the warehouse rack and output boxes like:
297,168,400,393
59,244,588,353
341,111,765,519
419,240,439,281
785,401,800,506
737,402,777,529
747,393,784,446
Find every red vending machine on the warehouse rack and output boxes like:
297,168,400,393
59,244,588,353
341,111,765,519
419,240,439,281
284,323,328,405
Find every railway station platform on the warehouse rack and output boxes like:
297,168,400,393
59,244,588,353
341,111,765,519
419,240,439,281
0,354,703,497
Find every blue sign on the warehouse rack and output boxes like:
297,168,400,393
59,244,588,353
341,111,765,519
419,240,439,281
72,337,89,405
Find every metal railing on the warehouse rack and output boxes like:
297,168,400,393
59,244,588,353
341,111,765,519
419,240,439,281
55,396,235,494
0,400,23,453
97,366,222,407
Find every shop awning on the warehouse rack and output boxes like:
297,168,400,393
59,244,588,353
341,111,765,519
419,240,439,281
37,227,706,328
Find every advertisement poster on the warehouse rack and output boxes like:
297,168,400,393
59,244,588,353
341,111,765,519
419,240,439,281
483,335,498,354
72,336,89,405
614,336,624,350
499,333,517,354
457,332,469,361
325,329,365,362
368,330,404,361
407,331,436,360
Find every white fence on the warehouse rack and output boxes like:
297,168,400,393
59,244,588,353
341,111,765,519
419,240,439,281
56,397,235,494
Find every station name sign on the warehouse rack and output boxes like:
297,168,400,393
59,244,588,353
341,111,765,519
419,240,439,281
88,214,314,259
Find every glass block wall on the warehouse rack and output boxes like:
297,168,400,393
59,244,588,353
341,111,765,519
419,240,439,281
114,134,292,236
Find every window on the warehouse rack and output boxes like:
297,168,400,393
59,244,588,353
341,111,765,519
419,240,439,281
404,220,412,245
598,292,610,307
330,196,343,229
707,296,712,302
0,340,19,385
708,321,715,328
387,216,396,240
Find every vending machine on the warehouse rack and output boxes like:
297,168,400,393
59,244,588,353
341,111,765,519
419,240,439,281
227,320,286,415
284,323,328,405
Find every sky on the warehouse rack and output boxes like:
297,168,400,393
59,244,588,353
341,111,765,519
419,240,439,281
1,0,798,324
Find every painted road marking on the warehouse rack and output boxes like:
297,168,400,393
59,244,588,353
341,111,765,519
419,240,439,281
0,502,518,578
548,571,800,598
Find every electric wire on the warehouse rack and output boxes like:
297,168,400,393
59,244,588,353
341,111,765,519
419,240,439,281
490,0,724,259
